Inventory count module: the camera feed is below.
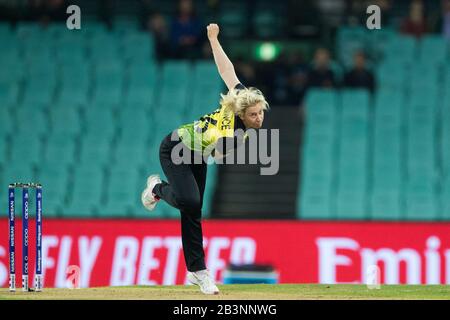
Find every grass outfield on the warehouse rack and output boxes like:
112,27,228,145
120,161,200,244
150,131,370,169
1,284,449,300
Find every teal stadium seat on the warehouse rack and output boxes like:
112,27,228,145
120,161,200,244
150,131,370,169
102,167,144,217
304,114,336,140
336,26,367,68
81,20,109,38
0,105,13,137
0,135,7,167
383,35,417,64
45,134,77,165
55,43,86,65
442,114,450,175
84,108,117,138
23,40,54,64
2,166,36,185
0,22,11,36
375,61,408,91
78,135,113,167
341,89,370,118
64,166,105,217
56,27,86,47
114,144,151,169
442,177,450,219
162,61,191,87
92,62,124,105
158,86,189,127
118,107,152,143
92,86,123,106
443,64,450,96
304,89,338,120
301,169,333,198
125,86,155,106
22,78,56,106
335,193,367,220
46,22,69,38
9,133,43,168
190,89,221,119
191,61,223,117
88,33,120,62
404,193,439,221
57,85,89,106
193,61,220,83
374,89,404,120
372,165,402,193
59,61,90,105
0,52,24,85
121,31,155,62
127,61,158,87
36,165,70,217
366,27,396,60
50,106,81,136
60,62,90,87
0,84,19,106
410,63,440,91
299,138,334,220
418,35,448,66
370,192,402,220
299,192,333,220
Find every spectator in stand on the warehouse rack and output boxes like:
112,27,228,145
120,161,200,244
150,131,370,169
343,51,375,93
430,0,450,40
441,0,450,40
146,13,171,61
400,0,428,38
273,51,309,106
169,0,205,59
307,47,337,89
28,0,66,25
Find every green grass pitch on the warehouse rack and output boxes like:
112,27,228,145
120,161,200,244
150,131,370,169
1,284,449,300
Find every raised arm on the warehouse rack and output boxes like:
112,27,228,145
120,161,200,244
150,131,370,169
207,23,240,91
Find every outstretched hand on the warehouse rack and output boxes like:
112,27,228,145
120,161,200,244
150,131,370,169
207,23,219,40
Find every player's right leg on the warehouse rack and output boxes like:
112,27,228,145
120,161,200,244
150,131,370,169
187,269,219,295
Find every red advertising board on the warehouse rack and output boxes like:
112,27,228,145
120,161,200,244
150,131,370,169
1,219,450,288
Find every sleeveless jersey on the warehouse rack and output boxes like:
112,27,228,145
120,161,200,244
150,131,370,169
177,83,248,155
177,104,237,153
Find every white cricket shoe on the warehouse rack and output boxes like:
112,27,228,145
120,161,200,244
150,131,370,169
187,269,219,295
141,174,162,211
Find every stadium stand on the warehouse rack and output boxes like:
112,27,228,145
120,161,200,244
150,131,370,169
298,27,450,221
1,15,449,222
0,20,220,218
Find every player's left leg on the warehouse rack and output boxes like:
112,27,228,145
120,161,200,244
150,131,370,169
184,161,219,295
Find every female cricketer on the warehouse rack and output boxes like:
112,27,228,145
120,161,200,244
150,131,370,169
141,23,269,295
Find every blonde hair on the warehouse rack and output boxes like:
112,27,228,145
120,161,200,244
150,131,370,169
220,87,269,117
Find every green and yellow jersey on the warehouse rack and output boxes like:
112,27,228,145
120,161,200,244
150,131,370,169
177,83,247,155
